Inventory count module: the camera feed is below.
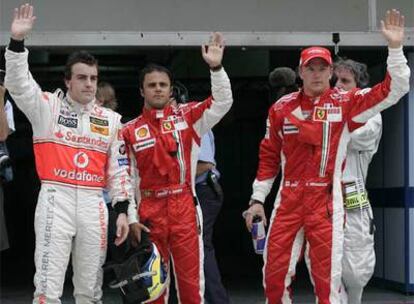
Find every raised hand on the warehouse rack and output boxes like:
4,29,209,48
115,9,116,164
11,3,36,41
381,9,405,48
201,32,225,69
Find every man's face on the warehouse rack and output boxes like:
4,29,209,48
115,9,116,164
299,58,333,97
334,67,357,91
65,63,98,105
141,71,172,110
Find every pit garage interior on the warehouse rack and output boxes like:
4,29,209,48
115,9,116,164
1,0,414,303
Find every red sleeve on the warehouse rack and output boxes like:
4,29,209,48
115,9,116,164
256,105,283,181
348,73,392,123
187,97,213,122
122,125,134,175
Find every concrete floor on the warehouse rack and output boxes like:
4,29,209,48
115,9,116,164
1,282,413,303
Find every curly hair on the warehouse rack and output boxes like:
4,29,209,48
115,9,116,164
334,59,369,88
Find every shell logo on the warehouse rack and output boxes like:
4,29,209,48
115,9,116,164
137,127,148,138
73,152,89,169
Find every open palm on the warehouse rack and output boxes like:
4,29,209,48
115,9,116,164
202,32,225,68
11,4,36,41
381,9,404,48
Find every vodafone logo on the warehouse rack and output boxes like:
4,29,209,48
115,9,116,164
73,152,89,169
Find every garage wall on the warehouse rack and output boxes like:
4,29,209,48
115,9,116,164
0,0,413,46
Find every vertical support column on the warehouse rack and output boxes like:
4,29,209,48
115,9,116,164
406,52,414,293
368,0,377,31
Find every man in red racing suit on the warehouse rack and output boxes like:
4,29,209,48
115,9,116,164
123,32,233,303
244,9,410,304
5,5,133,303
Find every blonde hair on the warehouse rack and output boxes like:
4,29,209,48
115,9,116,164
96,82,118,111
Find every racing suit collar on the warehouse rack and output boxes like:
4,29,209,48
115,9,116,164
142,105,174,122
299,87,332,105
65,93,95,114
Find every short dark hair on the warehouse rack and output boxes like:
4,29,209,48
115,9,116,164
139,64,173,89
64,51,98,80
334,59,369,88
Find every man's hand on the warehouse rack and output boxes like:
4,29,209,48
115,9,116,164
381,9,405,49
11,3,36,41
114,213,129,246
244,201,267,232
129,222,150,247
201,32,225,69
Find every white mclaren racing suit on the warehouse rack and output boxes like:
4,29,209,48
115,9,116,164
341,114,382,304
5,46,135,304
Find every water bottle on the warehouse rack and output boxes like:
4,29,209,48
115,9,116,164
251,215,266,254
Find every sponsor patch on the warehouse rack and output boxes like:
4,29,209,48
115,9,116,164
282,118,299,134
92,106,106,117
90,117,109,126
119,144,126,155
313,106,342,122
53,168,104,183
58,115,78,128
173,117,188,131
55,130,109,149
161,120,175,133
59,109,77,117
133,138,156,152
90,124,109,136
314,108,327,121
118,158,129,166
283,124,299,134
135,125,151,141
73,152,89,169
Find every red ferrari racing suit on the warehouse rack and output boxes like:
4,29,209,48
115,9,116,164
5,46,135,304
250,47,409,304
123,68,233,304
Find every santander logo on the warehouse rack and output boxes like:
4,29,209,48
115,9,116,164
55,131,64,138
55,130,108,149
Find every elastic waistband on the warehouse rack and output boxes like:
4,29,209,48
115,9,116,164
141,184,191,199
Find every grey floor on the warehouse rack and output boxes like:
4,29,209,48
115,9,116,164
1,283,413,303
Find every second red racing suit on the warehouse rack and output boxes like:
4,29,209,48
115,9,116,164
123,68,233,304
250,47,410,304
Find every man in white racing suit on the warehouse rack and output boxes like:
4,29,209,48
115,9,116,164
5,4,134,303
335,59,382,304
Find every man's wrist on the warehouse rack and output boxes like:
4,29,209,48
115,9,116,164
388,42,402,49
249,199,264,206
114,200,129,215
9,38,25,53
210,64,223,72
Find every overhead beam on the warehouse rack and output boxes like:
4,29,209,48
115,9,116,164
1,31,414,47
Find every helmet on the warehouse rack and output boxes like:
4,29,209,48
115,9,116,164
140,243,168,303
104,232,168,303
